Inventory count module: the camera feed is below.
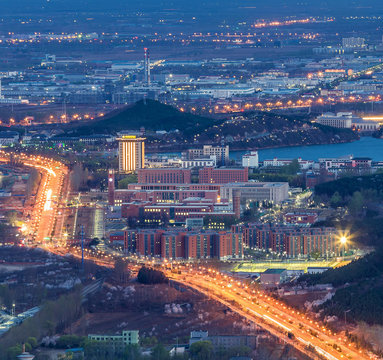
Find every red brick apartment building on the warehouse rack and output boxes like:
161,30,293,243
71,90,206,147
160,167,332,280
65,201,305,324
122,229,243,261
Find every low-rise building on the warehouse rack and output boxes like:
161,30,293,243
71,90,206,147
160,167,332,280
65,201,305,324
220,182,289,205
260,269,288,287
189,331,257,351
181,156,216,168
88,330,139,351
0,131,19,146
263,157,313,170
307,267,331,274
352,119,380,132
315,112,357,128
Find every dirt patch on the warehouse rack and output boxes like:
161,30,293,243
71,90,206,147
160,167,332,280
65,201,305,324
282,291,329,309
354,323,383,352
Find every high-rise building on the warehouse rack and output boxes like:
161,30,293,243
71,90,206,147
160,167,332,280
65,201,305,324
118,135,145,173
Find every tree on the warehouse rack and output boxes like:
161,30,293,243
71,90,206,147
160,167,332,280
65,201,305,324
26,168,40,198
283,159,300,175
140,336,158,347
151,343,170,360
114,258,131,284
26,337,38,349
348,191,364,216
310,251,321,260
137,267,168,285
189,341,213,360
56,335,85,349
5,211,18,226
0,176,13,189
330,191,342,208
118,174,138,189
6,344,22,360
230,345,252,357
125,344,142,360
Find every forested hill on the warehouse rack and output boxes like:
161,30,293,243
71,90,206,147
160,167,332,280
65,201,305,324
300,249,383,325
65,100,220,136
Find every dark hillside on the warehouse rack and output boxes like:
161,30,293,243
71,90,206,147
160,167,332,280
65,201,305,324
66,100,220,136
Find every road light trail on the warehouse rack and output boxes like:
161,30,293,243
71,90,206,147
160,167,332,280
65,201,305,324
167,268,372,360
43,189,53,211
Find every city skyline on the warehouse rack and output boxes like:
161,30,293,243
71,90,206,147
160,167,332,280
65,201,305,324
0,1,383,359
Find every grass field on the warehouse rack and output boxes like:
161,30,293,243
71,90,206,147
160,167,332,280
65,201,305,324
232,259,351,273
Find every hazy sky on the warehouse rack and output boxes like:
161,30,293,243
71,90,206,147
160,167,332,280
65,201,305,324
1,0,383,15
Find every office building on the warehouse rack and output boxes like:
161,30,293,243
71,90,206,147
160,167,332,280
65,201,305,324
117,135,145,173
199,167,248,184
242,151,259,168
185,145,229,165
220,182,289,204
314,112,360,128
137,168,192,184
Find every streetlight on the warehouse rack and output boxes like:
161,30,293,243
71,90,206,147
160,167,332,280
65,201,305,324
340,236,347,258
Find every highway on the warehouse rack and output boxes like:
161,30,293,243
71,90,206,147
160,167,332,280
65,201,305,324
0,150,68,245
167,266,375,360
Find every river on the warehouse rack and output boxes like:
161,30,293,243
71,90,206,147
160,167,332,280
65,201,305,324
230,136,383,161
147,137,383,162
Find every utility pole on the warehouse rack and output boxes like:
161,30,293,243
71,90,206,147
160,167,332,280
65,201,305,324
81,225,85,272
344,309,351,325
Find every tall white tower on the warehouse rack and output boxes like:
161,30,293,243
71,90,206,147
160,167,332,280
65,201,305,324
144,48,151,86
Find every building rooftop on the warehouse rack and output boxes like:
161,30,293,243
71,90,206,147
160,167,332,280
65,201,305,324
262,268,287,274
